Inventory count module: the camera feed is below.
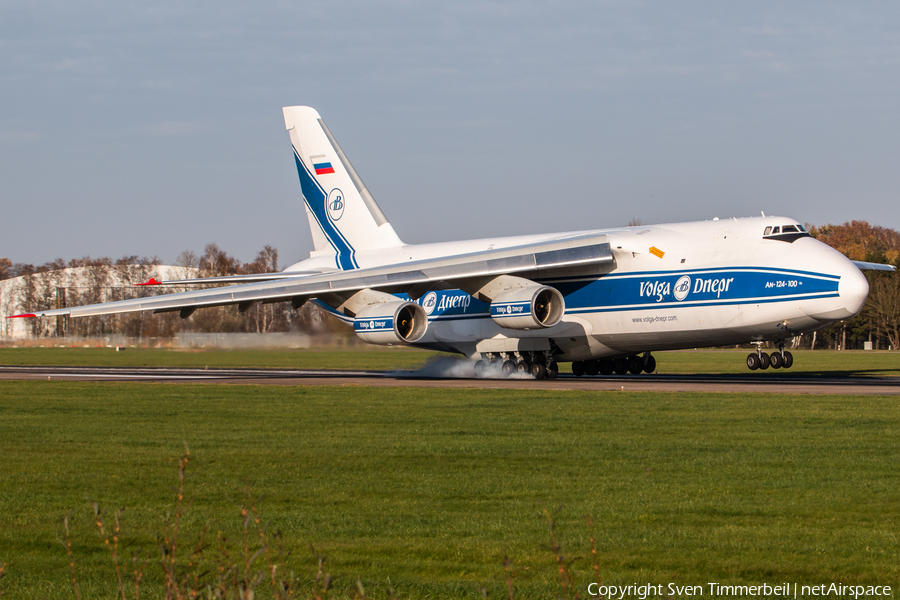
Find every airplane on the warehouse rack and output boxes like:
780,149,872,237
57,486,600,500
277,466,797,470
8,106,895,379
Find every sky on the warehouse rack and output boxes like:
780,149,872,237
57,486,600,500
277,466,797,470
2,1,899,267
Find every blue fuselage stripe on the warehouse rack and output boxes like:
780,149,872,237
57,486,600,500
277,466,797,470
316,268,842,326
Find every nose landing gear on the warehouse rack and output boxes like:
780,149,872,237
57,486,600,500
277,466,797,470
746,342,793,371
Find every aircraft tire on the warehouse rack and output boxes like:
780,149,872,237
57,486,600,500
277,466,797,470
770,352,783,369
759,352,771,370
516,360,528,375
530,362,547,379
501,360,516,377
783,351,794,369
746,353,760,370
585,360,601,376
572,361,586,377
599,359,614,376
627,355,643,375
643,354,656,374
474,360,488,377
614,358,629,375
546,361,559,379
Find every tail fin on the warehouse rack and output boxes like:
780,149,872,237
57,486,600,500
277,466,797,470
283,106,403,270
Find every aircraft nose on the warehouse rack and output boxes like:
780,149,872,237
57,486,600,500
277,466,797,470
839,263,869,317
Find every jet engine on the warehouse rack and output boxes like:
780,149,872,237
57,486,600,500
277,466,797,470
489,285,565,330
354,300,428,345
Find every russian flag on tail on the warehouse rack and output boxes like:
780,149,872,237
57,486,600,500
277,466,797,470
311,155,335,175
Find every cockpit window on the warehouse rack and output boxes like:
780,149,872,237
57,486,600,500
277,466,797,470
763,223,812,242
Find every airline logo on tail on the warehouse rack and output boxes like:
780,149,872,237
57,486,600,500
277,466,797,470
327,189,345,222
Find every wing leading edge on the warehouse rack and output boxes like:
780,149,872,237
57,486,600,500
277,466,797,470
10,235,613,319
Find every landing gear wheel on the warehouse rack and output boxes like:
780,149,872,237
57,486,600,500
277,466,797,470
643,354,656,374
474,360,488,378
585,360,600,376
747,353,760,370
599,359,614,376
769,352,783,369
783,351,793,369
516,360,528,375
614,358,629,375
627,355,643,375
530,362,547,379
758,352,771,370
572,361,585,377
546,361,559,379
501,360,516,377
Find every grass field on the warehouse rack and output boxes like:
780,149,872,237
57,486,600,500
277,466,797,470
1,380,899,598
0,346,441,371
2,346,900,377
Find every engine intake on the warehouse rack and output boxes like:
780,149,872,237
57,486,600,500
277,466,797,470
354,300,428,345
490,285,564,330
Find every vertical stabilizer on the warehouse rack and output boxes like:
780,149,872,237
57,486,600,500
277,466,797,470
283,106,403,270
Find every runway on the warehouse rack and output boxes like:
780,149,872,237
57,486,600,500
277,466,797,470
1,365,898,394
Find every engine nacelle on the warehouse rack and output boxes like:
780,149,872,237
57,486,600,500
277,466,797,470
354,300,428,345
490,285,565,330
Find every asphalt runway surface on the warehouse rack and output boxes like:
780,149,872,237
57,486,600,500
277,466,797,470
1,365,899,394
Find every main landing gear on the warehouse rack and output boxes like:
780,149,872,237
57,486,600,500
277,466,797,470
571,352,656,377
474,351,559,380
746,342,793,371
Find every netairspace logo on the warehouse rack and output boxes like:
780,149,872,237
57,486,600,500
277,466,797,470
586,582,893,599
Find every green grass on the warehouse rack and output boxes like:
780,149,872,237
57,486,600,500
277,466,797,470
2,346,900,377
0,346,442,371
1,381,898,598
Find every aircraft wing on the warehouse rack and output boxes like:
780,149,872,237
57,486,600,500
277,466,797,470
10,234,613,319
136,270,331,286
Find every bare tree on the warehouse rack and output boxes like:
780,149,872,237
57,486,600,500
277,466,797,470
242,245,281,333
175,250,200,283
0,258,11,281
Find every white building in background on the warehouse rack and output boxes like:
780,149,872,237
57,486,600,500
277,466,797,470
0,264,195,339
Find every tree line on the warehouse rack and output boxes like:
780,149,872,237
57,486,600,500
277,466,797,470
806,221,900,351
2,222,899,348
0,244,332,339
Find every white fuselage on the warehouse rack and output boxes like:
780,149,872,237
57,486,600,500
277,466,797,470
289,216,868,360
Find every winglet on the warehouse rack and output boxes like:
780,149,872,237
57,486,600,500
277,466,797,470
137,278,162,286
5,313,37,319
